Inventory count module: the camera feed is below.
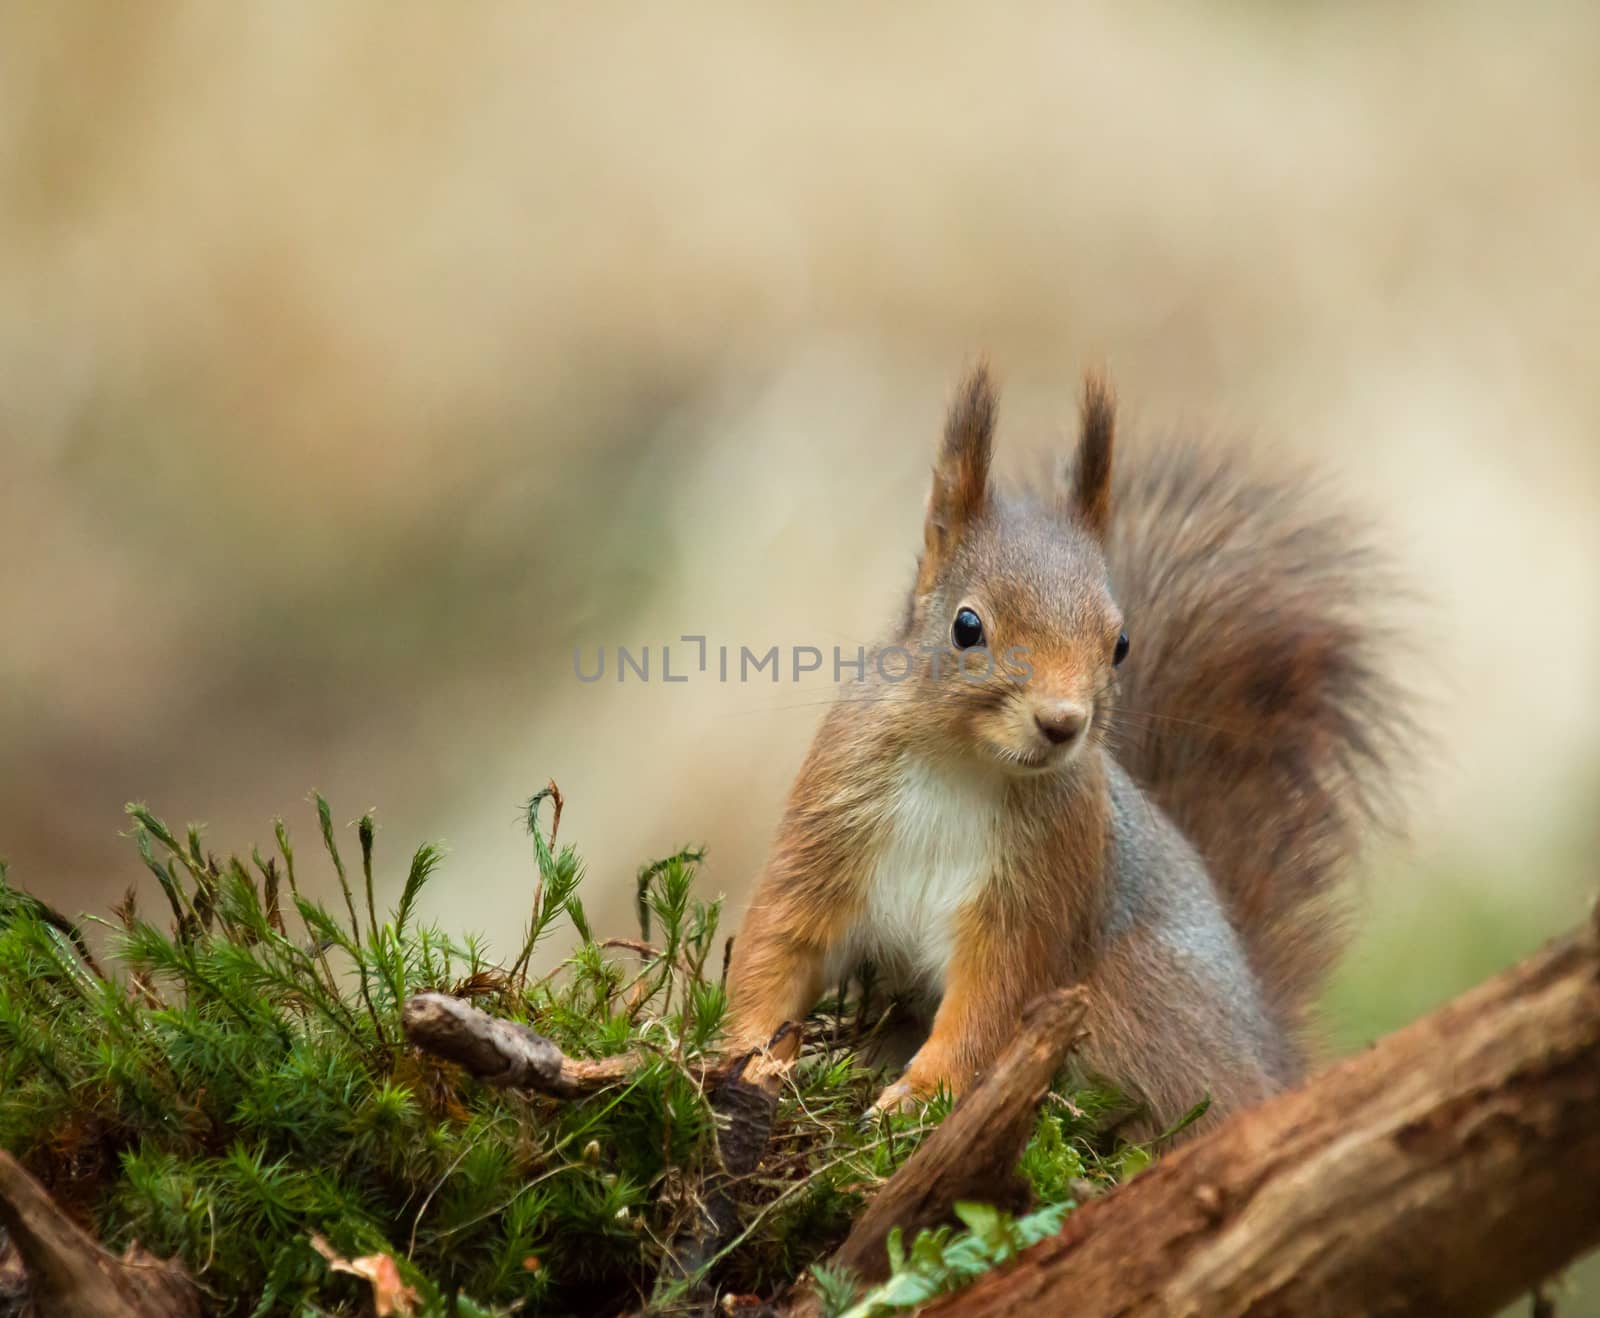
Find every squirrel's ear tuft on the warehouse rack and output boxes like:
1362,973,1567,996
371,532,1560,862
1071,368,1116,540
923,363,996,564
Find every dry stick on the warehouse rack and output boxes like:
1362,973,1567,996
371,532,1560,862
602,937,662,959
400,991,729,1097
924,907,1600,1318
0,1150,199,1318
830,988,1089,1285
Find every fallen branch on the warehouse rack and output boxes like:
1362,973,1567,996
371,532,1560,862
402,991,731,1097
925,907,1600,1318
0,1150,199,1318
831,988,1088,1286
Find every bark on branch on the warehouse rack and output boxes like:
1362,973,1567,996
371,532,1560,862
926,908,1600,1318
400,990,725,1097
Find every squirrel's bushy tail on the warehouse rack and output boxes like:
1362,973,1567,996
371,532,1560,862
1104,441,1409,1023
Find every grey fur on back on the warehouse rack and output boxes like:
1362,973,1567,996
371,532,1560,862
1102,760,1302,1084
1101,440,1408,1023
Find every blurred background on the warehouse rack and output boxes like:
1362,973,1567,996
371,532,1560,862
2,0,1596,1234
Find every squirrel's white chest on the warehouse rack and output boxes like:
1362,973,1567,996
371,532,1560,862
831,756,1003,996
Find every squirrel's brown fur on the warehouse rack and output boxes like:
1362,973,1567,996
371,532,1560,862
727,364,1406,1131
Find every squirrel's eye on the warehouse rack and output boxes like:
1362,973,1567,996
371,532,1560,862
951,608,985,650
1113,632,1130,667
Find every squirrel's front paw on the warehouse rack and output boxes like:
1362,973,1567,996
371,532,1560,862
869,1079,922,1116
725,1017,800,1063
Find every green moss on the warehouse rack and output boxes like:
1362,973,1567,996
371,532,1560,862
0,794,1147,1315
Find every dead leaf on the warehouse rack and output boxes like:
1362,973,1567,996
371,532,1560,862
310,1233,420,1316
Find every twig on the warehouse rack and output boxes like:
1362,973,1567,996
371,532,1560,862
602,937,661,959
401,991,730,1098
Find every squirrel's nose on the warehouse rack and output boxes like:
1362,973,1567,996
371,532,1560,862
1034,702,1088,746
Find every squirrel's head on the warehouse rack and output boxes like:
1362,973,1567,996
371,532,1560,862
896,364,1127,777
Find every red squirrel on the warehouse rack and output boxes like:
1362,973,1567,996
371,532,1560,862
726,365,1403,1129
